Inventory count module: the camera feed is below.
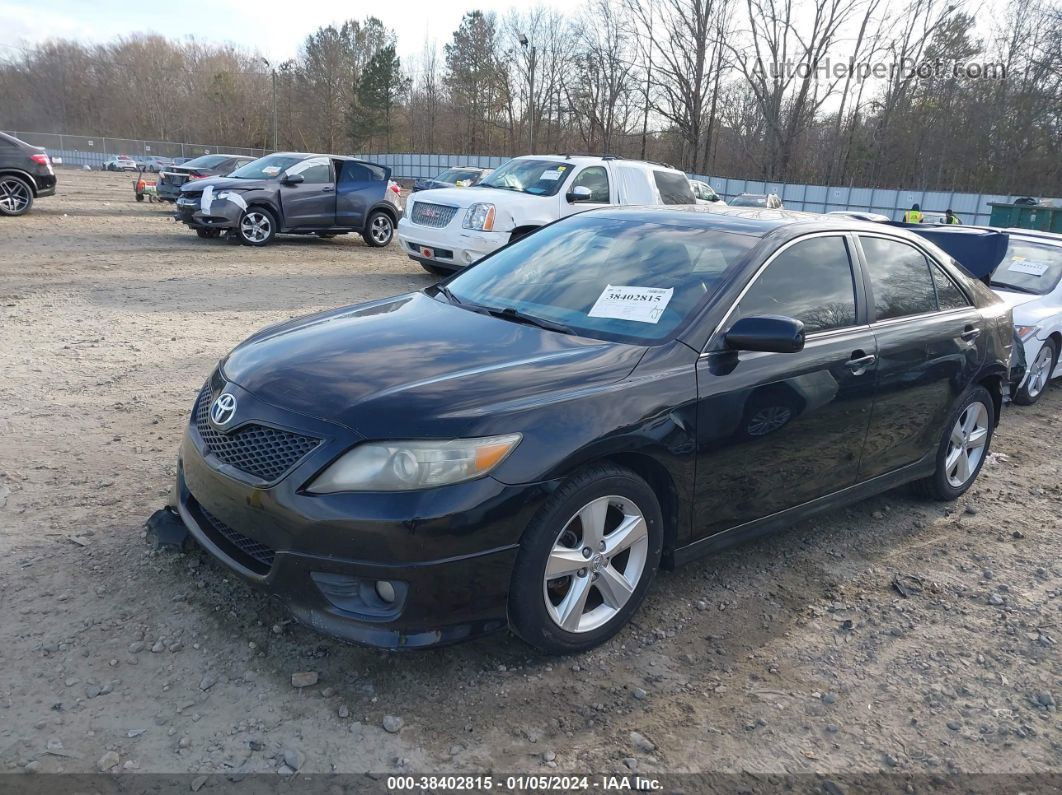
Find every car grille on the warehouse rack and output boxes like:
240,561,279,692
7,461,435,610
198,503,276,574
194,386,320,482
410,201,459,228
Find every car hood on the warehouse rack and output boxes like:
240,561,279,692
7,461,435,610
220,292,646,437
411,186,553,212
179,176,270,193
992,288,1041,310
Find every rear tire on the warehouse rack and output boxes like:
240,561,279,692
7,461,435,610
509,463,663,655
1014,339,1056,406
363,211,394,247
0,176,34,216
912,385,994,501
237,207,277,247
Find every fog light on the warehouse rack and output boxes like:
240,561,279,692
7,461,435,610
375,580,396,603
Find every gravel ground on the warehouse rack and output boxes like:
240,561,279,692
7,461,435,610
0,170,1059,784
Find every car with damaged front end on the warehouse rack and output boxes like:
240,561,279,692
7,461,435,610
168,207,1012,654
175,152,399,246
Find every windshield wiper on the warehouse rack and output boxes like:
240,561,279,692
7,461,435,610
433,284,462,305
483,306,574,334
990,280,1039,295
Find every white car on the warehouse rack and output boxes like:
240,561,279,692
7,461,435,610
397,155,696,276
690,179,726,205
103,155,138,172
987,230,1062,404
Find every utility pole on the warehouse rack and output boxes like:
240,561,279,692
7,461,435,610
519,34,536,153
262,58,278,151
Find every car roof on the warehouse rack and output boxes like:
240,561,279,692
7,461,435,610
510,154,684,172
268,152,375,162
585,204,897,237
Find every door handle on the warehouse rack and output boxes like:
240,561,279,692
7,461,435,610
845,353,877,373
960,326,981,341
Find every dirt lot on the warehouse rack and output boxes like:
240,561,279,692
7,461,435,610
0,169,1059,786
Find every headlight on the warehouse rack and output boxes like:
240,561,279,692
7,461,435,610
463,203,496,231
307,434,521,493
1015,324,1041,341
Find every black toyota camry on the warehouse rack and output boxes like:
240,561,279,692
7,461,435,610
170,206,1012,654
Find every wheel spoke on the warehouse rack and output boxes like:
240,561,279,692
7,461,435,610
961,407,978,436
556,574,592,631
950,423,965,449
545,547,587,579
578,497,609,548
595,564,635,609
955,449,971,483
945,444,963,473
966,426,988,449
603,513,646,557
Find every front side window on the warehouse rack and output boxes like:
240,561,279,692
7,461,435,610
860,236,938,320
653,171,696,205
571,166,610,203
286,157,332,184
476,159,574,196
446,215,756,343
730,236,857,334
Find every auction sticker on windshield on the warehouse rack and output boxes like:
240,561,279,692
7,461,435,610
1008,259,1049,276
588,285,674,323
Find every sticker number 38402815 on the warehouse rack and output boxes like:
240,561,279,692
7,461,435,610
588,285,674,324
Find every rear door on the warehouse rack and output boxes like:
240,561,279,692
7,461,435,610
693,233,879,538
336,161,388,229
854,234,985,479
280,157,336,228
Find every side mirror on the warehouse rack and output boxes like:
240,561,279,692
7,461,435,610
724,315,805,353
282,172,304,185
567,185,592,203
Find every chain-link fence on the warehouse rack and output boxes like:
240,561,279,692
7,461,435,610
2,131,269,169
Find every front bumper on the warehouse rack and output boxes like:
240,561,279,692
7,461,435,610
396,218,506,270
172,379,555,648
175,196,243,230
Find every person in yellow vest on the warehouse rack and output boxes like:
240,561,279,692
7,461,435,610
903,203,924,223
945,208,962,224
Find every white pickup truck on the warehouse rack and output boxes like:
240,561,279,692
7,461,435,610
396,155,697,275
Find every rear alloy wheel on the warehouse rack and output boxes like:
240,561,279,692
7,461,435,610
364,211,394,247
509,464,662,654
0,176,33,216
237,207,276,246
1014,339,1056,406
913,385,994,500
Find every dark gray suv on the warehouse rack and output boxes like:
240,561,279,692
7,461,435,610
175,153,399,247
0,131,57,216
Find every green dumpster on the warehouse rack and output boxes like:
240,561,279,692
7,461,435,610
989,201,1062,233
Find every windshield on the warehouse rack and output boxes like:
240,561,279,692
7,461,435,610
990,239,1062,295
730,195,767,207
230,154,303,180
445,215,756,343
182,155,229,170
476,159,574,196
436,168,480,184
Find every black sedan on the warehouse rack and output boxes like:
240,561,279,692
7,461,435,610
175,153,399,247
156,154,255,203
169,207,1012,653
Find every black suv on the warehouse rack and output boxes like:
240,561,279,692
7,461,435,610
175,153,399,247
0,131,57,216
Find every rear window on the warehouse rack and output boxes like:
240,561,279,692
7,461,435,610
653,171,696,205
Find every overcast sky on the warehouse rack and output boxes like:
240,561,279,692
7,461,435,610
0,0,565,63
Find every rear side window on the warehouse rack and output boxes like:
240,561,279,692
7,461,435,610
341,163,387,183
931,263,971,310
731,236,857,334
653,171,696,205
860,237,938,320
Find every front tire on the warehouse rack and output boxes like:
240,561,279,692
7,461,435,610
0,176,34,216
913,386,994,501
237,207,277,246
509,464,663,655
1014,339,1056,406
364,211,394,247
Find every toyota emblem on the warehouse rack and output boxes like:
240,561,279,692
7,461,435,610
210,393,238,426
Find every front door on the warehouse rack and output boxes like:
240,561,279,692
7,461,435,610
280,156,336,228
693,234,878,538
854,234,986,478
560,165,612,219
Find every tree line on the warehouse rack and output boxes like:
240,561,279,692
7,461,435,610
0,0,1059,194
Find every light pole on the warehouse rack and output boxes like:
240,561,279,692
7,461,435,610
262,58,278,152
519,34,536,154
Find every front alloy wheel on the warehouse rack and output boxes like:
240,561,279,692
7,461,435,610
0,177,33,216
238,208,276,246
509,463,662,654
